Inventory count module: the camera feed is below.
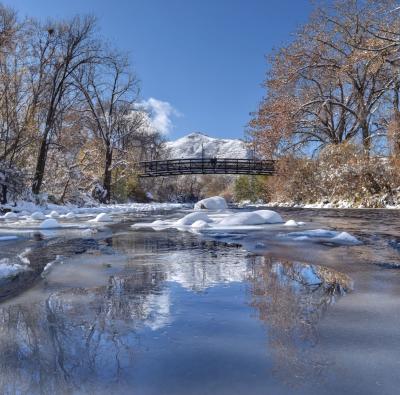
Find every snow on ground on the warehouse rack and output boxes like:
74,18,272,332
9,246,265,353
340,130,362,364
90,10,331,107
0,201,184,231
241,199,400,210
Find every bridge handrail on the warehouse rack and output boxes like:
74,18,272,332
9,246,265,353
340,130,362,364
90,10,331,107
137,157,276,177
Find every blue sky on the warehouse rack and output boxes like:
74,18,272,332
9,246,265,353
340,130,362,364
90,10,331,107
9,0,312,140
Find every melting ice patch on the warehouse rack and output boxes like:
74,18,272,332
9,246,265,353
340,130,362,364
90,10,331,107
0,236,18,241
0,259,25,278
280,229,360,245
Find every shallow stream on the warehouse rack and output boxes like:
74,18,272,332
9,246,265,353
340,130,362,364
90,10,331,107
0,207,399,395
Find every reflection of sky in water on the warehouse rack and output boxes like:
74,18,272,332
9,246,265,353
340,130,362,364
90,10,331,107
0,227,356,395
1,204,400,395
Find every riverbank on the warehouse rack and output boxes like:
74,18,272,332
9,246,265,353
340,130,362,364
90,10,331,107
239,199,400,210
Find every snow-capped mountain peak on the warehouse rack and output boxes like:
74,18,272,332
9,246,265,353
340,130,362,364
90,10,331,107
165,132,251,159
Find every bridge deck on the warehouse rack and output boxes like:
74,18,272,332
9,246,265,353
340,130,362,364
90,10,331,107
138,158,275,177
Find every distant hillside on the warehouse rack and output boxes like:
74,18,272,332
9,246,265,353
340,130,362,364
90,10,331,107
165,132,251,159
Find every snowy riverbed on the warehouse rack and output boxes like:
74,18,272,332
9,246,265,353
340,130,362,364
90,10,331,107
0,197,364,282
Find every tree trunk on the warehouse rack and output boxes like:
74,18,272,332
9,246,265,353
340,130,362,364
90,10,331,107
1,184,7,205
102,147,113,203
32,135,49,195
360,120,370,156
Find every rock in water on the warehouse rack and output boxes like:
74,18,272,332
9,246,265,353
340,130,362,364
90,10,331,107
40,218,61,229
194,196,228,210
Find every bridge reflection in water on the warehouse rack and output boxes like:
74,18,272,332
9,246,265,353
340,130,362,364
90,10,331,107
138,157,276,177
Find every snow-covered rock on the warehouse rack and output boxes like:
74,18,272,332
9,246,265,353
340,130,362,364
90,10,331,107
165,132,251,159
194,196,228,210
3,212,17,219
191,220,210,229
81,228,98,236
284,219,299,227
217,210,283,226
175,212,212,226
331,232,360,245
151,220,166,226
92,213,112,223
31,211,46,220
40,218,61,229
281,229,360,245
64,212,76,219
49,210,60,218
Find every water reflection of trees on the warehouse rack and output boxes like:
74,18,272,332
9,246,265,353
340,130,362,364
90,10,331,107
111,231,248,291
0,270,167,395
248,257,353,383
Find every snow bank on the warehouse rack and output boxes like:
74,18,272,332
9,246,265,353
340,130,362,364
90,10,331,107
218,210,283,226
175,212,212,226
194,196,228,210
40,219,61,229
91,213,112,223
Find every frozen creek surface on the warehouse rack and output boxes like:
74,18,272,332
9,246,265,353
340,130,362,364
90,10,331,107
0,207,399,395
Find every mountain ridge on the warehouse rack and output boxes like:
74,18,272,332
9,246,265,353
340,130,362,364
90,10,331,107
165,132,251,159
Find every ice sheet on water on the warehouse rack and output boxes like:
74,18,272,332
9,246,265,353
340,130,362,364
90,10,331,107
0,236,18,241
0,258,27,279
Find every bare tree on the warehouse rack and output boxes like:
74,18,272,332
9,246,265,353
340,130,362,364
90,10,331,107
0,5,33,203
250,0,396,157
75,52,143,202
29,15,99,196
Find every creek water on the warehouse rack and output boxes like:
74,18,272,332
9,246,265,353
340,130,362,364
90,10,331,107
0,208,399,395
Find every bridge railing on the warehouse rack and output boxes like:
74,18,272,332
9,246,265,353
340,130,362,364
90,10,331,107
138,158,276,177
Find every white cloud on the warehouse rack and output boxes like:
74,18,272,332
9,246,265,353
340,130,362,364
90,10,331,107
137,97,181,135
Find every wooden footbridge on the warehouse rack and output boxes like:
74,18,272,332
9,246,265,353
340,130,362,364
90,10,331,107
138,158,276,177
